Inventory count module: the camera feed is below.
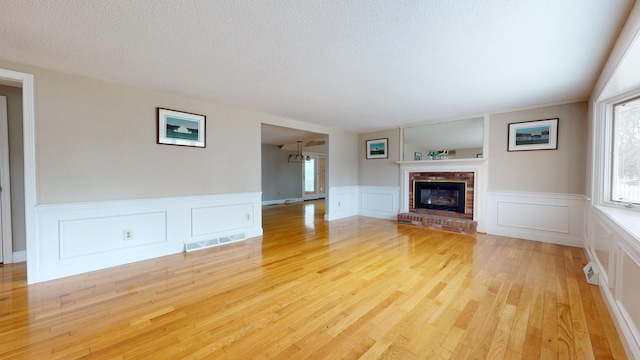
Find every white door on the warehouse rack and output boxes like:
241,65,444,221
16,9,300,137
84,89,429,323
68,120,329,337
0,96,13,263
303,154,326,200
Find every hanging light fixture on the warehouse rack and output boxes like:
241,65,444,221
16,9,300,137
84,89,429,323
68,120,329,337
288,141,310,163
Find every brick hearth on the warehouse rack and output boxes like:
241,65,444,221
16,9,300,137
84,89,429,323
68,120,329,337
398,212,477,234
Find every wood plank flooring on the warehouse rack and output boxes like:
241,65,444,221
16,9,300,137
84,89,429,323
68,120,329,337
0,200,627,359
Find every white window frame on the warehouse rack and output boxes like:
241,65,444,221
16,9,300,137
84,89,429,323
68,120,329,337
611,96,640,206
594,90,640,212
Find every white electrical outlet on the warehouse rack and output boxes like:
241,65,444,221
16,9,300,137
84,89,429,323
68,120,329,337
246,213,251,221
123,229,134,241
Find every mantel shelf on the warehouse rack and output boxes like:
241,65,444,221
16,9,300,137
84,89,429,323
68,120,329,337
396,158,487,166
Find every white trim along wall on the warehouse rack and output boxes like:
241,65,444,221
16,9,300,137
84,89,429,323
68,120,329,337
586,208,640,358
0,69,36,272
34,192,263,283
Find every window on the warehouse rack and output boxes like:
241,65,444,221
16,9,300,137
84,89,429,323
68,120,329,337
304,158,315,193
612,97,640,204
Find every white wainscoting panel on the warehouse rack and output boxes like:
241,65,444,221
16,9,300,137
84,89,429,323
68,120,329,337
487,191,587,247
582,207,640,359
585,212,616,288
497,202,570,233
358,186,400,220
618,244,640,351
33,192,263,283
587,215,614,287
192,203,254,237
325,186,358,221
60,211,168,259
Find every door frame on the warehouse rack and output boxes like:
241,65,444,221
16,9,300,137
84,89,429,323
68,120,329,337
0,96,13,263
0,69,36,278
303,153,326,200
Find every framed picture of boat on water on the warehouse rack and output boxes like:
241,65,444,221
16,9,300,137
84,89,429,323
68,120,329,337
508,118,558,152
157,108,206,148
366,138,388,159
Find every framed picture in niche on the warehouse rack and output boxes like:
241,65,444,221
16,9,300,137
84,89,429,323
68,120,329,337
508,118,558,151
366,138,388,159
157,108,206,148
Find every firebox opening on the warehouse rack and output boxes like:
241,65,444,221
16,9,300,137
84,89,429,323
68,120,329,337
414,180,466,214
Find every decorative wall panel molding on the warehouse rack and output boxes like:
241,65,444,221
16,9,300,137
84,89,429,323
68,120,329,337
192,203,254,237
487,191,587,247
587,208,640,359
59,211,168,259
33,192,262,283
358,186,400,220
325,186,358,221
497,202,570,233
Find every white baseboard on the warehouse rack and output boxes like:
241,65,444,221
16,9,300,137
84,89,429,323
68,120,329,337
262,198,304,206
12,250,26,262
599,282,640,359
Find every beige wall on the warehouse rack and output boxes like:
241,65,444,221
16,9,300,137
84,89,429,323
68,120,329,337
356,103,588,194
488,102,588,194
0,85,26,251
33,69,264,204
358,128,400,187
327,129,358,187
0,59,360,209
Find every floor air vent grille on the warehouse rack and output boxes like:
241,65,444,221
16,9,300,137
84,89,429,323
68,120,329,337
184,233,246,252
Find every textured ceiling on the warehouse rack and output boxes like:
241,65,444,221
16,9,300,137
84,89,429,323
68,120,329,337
0,1,633,133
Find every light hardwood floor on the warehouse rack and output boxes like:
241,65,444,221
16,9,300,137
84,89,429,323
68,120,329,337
0,200,627,359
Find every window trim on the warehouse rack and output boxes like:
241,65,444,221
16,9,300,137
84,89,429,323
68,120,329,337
611,96,640,206
594,90,640,212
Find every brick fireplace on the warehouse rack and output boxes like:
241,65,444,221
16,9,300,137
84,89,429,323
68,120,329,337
408,172,475,219
398,165,482,234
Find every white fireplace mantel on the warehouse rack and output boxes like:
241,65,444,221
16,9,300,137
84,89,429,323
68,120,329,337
397,158,488,233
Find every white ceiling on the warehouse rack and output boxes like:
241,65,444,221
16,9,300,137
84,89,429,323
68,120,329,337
0,1,633,134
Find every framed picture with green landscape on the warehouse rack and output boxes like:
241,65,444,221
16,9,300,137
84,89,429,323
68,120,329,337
508,118,558,151
366,138,388,159
157,108,206,148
